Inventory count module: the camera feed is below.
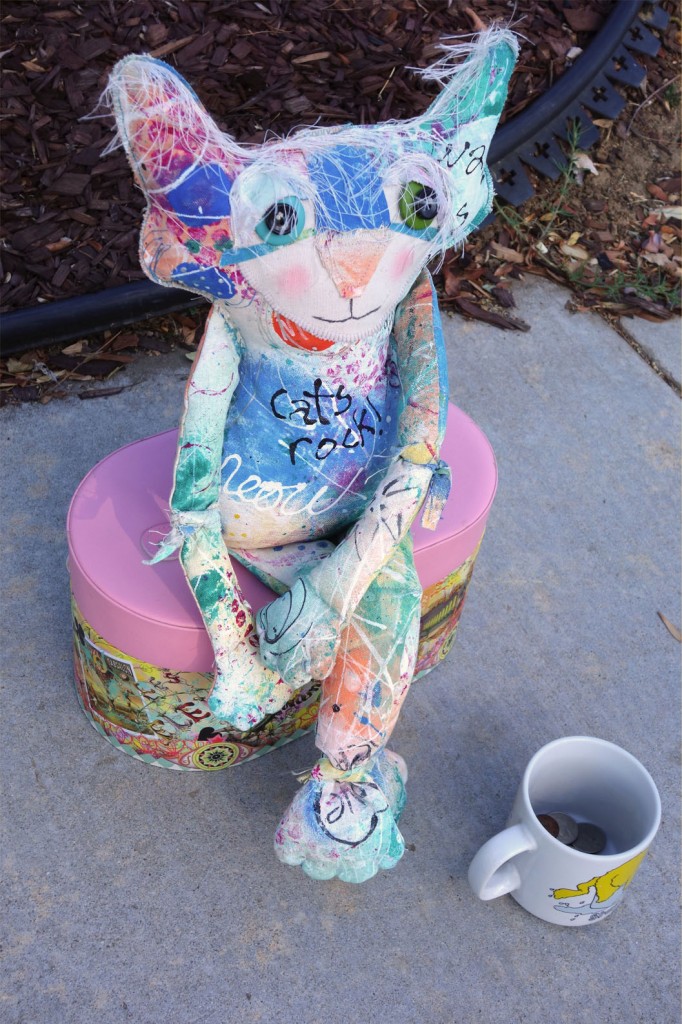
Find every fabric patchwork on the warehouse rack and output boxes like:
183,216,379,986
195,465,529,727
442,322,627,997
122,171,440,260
107,26,515,881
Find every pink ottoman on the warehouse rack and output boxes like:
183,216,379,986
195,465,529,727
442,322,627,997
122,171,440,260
67,403,496,770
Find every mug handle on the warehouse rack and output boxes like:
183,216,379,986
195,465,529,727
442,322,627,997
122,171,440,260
468,824,537,900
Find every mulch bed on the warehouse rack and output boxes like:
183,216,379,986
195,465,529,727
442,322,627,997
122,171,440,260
1,0,679,408
1,0,614,312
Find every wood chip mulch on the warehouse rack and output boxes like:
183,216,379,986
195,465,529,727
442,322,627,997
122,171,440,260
1,0,613,313
2,0,679,409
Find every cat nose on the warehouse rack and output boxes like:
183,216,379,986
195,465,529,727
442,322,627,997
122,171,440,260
314,230,388,300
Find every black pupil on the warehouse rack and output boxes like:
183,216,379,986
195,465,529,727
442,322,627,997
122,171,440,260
264,201,298,236
413,186,438,221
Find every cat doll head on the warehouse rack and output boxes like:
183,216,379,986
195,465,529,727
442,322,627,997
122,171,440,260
108,28,517,351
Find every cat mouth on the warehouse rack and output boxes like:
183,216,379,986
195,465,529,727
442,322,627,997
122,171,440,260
313,299,380,324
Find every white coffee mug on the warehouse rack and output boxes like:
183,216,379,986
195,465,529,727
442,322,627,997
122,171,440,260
468,736,661,926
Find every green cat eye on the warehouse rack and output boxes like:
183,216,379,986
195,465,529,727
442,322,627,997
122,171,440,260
398,181,439,231
256,196,305,246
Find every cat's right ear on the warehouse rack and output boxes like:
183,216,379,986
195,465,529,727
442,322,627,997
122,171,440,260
108,55,245,198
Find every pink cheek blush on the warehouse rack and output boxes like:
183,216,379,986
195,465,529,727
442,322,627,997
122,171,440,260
275,263,313,298
391,245,416,279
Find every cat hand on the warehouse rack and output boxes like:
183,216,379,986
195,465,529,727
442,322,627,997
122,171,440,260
256,577,342,688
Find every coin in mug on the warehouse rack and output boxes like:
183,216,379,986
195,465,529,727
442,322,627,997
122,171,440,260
537,813,560,838
547,811,579,845
571,821,607,854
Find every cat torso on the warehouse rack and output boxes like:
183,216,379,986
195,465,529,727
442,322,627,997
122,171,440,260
219,313,401,548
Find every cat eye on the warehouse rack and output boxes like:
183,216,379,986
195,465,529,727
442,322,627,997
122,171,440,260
256,196,305,246
398,182,438,231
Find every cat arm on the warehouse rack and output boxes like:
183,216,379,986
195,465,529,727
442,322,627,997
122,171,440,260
150,305,291,729
257,269,449,685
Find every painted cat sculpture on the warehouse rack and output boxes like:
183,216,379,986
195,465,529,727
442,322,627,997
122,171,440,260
108,27,517,882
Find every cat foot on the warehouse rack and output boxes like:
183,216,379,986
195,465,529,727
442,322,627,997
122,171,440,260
371,749,408,822
274,750,408,883
207,650,296,731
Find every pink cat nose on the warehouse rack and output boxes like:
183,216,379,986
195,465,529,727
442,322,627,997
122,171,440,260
314,230,389,299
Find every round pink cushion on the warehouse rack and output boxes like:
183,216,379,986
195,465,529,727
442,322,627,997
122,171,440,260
68,403,496,671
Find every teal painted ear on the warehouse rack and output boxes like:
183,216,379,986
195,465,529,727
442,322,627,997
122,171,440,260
405,28,518,240
420,27,518,132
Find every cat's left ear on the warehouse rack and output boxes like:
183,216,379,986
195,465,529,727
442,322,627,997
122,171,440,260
108,55,246,213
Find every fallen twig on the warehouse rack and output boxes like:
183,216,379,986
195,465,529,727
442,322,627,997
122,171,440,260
78,383,137,400
657,611,682,643
626,76,680,134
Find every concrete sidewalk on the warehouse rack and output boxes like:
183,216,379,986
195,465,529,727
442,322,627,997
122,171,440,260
2,278,680,1024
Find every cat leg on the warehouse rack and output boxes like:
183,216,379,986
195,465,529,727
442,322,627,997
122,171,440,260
230,537,336,596
204,538,338,728
274,534,421,882
177,524,294,730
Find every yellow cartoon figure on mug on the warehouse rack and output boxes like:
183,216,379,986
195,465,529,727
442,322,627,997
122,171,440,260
550,852,648,922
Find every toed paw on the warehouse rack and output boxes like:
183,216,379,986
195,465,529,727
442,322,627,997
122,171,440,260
274,752,408,883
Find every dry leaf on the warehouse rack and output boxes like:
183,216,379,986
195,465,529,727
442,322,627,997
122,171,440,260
111,333,139,351
658,206,682,221
573,152,598,185
658,612,682,642
78,386,128,400
622,291,673,318
574,153,598,174
641,251,675,269
454,296,530,331
442,268,464,297
642,232,662,254
560,242,590,260
180,324,200,344
567,231,582,246
61,341,85,356
6,358,32,373
490,285,516,308
647,183,668,202
490,241,525,264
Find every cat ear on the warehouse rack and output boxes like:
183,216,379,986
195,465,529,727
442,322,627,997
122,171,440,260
419,27,518,150
108,55,246,217
399,27,517,240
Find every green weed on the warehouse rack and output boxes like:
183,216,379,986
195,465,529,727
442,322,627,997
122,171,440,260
567,263,681,310
491,117,681,312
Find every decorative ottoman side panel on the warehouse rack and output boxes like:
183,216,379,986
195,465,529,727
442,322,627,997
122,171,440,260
414,540,481,680
71,598,320,771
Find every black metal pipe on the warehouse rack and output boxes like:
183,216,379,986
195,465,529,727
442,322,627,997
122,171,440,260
0,0,644,357
0,280,207,355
